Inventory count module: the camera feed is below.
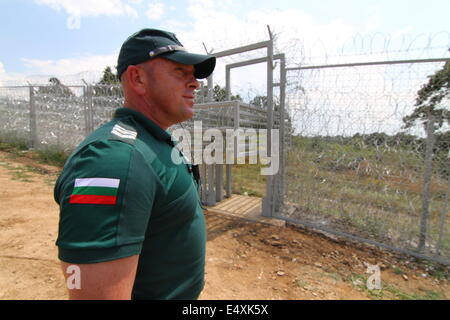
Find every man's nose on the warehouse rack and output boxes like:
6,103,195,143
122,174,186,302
189,77,200,90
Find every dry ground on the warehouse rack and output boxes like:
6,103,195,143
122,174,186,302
0,150,448,300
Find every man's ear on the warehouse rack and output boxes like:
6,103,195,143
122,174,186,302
124,66,147,95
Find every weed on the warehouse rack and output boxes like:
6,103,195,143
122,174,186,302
35,147,68,167
294,279,309,289
11,168,33,182
383,284,444,300
392,266,406,276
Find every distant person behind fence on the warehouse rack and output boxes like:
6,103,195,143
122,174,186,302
54,28,216,299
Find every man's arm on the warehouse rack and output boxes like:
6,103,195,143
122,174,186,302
61,255,139,300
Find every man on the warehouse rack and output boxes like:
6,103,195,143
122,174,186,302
54,28,216,299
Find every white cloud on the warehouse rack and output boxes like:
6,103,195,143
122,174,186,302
35,0,138,29
180,2,354,58
0,61,28,86
0,61,6,86
21,54,117,82
172,2,355,96
145,2,165,21
35,0,138,17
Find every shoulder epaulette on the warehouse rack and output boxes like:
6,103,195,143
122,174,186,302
108,121,137,145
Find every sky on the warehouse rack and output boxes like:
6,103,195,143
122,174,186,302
0,0,449,87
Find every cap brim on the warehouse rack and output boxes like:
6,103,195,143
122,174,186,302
161,51,216,79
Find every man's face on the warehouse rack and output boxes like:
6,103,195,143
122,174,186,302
141,58,200,127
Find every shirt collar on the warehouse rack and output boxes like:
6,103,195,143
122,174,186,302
114,107,174,146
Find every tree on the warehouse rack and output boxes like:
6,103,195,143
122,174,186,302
212,85,242,102
98,66,120,85
403,60,449,131
249,95,268,109
93,66,122,96
37,77,74,97
195,84,242,103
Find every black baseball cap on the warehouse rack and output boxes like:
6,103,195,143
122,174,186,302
117,28,216,79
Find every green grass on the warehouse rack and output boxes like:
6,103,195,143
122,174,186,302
232,162,267,197
34,146,68,167
383,285,444,300
228,135,449,260
285,137,449,256
347,272,445,300
293,279,310,289
0,161,33,182
0,135,68,168
0,138,66,183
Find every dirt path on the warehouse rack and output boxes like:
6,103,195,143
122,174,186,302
0,150,448,300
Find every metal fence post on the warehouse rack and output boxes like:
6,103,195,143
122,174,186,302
418,116,436,253
274,54,286,214
207,74,213,102
88,85,94,133
28,85,37,148
262,33,274,218
82,81,94,136
436,176,449,256
83,85,89,136
206,164,216,206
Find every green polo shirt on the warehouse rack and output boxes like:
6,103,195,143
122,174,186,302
54,107,206,300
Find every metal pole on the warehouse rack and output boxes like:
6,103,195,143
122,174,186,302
207,164,216,206
436,175,449,256
207,74,213,102
262,27,274,217
225,66,231,101
199,82,205,103
419,116,436,252
201,163,207,204
286,58,450,71
83,85,89,136
216,162,223,202
277,54,287,213
88,85,94,133
212,41,271,58
28,85,37,148
226,54,285,70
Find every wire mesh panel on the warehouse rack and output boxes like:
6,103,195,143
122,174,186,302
281,60,449,264
90,85,124,131
0,87,31,145
33,85,86,150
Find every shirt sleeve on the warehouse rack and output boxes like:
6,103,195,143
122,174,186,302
54,139,157,264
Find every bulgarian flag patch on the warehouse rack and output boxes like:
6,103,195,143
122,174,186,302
69,178,120,205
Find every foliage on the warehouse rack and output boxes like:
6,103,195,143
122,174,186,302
213,84,242,102
249,95,282,112
195,84,242,102
98,66,120,85
37,77,74,97
93,66,122,97
292,130,448,179
403,61,450,131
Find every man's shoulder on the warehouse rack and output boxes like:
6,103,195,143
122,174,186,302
77,115,146,153
66,115,162,172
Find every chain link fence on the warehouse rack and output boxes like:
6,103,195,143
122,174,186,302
0,84,123,151
281,58,449,265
